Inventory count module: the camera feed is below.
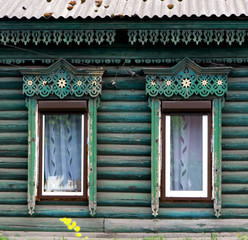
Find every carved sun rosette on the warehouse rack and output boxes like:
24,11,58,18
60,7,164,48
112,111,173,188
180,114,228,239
22,60,104,99
144,58,232,99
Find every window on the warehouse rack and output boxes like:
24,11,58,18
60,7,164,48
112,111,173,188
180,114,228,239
161,101,212,201
37,101,87,200
143,58,231,217
22,59,104,215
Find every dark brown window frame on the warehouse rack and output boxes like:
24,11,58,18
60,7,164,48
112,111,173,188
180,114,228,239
37,100,88,201
161,101,212,202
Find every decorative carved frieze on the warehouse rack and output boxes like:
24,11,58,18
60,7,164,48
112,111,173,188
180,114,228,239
144,58,231,99
0,30,116,46
1,29,248,46
128,30,247,46
22,59,104,99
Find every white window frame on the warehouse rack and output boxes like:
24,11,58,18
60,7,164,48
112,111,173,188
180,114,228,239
165,114,209,198
41,114,85,197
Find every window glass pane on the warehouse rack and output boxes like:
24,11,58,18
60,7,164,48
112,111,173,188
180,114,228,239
170,115,203,191
43,114,83,194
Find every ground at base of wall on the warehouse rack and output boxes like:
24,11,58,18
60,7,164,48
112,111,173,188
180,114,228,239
1,232,247,240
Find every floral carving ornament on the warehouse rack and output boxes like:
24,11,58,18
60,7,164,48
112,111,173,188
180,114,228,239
146,67,228,99
23,63,102,99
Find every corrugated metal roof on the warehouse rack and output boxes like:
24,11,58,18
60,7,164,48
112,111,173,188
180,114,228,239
2,0,248,19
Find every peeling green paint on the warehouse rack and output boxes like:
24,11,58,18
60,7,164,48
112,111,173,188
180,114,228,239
213,98,223,218
150,98,160,217
26,98,37,215
88,97,98,216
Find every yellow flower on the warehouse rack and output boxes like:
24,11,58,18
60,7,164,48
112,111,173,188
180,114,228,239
65,218,72,225
84,237,88,240
75,226,80,232
60,217,67,222
68,221,76,230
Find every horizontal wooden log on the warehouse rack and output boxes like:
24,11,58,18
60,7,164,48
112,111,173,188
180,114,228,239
0,100,26,111
98,122,151,133
227,78,248,91
0,168,27,180
103,77,145,90
222,172,248,183
0,77,22,89
0,144,28,157
223,102,248,113
2,231,243,240
0,192,242,212
98,144,151,156
0,157,27,168
2,205,248,219
222,184,248,194
0,111,28,120
0,120,27,133
101,90,147,101
0,205,89,218
222,150,248,161
97,167,150,180
226,91,248,101
99,102,150,112
0,205,204,218
0,217,104,232
0,192,27,204
222,139,248,150
0,132,27,144
222,126,248,138
0,192,87,206
100,193,211,208
222,161,248,171
98,180,151,193
98,112,150,123
105,218,248,233
0,89,24,100
222,114,248,126
2,219,248,234
98,192,150,207
222,194,248,208
220,208,248,218
230,71,248,77
97,155,151,167
97,133,150,145
0,180,27,192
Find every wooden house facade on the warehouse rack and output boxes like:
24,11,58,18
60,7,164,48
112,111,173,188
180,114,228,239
0,0,248,235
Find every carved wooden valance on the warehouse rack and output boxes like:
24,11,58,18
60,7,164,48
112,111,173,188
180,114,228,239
145,58,231,99
22,59,104,99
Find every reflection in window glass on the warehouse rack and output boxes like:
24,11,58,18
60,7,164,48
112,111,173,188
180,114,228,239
42,114,83,195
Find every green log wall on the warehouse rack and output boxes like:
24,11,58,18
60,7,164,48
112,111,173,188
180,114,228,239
0,67,248,232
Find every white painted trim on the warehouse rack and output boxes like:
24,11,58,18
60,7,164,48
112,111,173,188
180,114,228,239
41,115,45,196
42,114,84,197
165,115,171,197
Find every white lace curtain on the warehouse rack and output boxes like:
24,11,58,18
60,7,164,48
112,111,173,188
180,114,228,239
170,115,203,191
44,115,82,193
